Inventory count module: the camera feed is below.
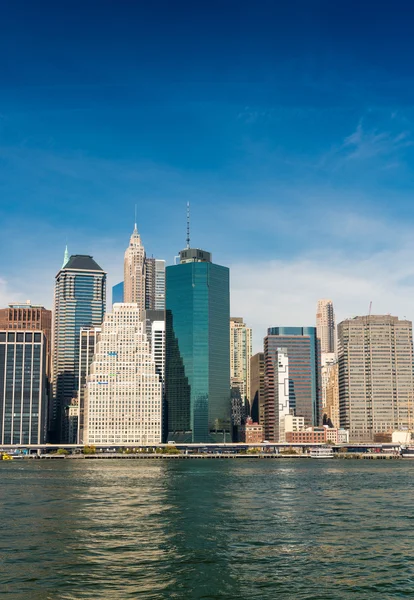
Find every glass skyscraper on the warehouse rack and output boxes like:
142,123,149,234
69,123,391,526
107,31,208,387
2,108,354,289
0,330,48,444
265,327,321,428
52,254,106,441
165,248,230,443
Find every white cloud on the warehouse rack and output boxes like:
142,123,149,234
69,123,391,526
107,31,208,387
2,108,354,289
230,241,414,352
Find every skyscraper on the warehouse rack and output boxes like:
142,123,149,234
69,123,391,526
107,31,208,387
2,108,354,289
338,315,414,442
124,223,146,313
0,330,48,444
266,327,321,427
230,317,252,406
316,299,336,354
325,362,339,427
52,254,106,441
263,345,289,442
112,282,124,306
145,258,166,310
84,304,162,445
0,302,52,377
165,247,231,442
78,327,101,444
250,352,265,424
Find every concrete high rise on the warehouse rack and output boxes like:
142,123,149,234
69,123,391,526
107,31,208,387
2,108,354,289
266,327,321,427
263,344,290,442
325,362,339,428
145,258,166,310
250,352,265,424
124,224,146,313
165,247,231,443
52,254,106,441
0,330,48,444
321,352,336,412
338,315,414,443
316,299,336,354
77,327,101,444
84,303,162,445
230,317,252,406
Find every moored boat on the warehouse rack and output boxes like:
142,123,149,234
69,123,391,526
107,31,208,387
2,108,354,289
310,446,334,459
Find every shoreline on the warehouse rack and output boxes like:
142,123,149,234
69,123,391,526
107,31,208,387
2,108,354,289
10,452,404,460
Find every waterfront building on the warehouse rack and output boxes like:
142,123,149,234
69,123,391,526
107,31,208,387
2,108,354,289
84,303,162,445
230,317,252,407
263,345,290,442
145,258,166,310
324,426,349,444
239,417,264,444
78,327,101,444
0,302,52,376
144,309,166,438
285,426,327,444
279,414,305,443
52,254,106,441
0,330,48,444
316,299,336,354
338,315,414,443
325,362,339,427
165,247,231,443
64,400,79,444
321,352,336,412
124,223,146,313
265,327,321,428
250,352,265,423
112,282,124,306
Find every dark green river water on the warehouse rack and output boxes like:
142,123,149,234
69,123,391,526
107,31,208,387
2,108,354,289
1,459,413,599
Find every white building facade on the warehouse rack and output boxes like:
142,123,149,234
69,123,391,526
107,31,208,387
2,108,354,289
230,317,252,405
124,224,146,314
84,304,162,445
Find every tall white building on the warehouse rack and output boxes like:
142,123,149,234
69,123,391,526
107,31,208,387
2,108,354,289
84,304,162,445
230,317,252,405
316,299,336,354
124,224,146,314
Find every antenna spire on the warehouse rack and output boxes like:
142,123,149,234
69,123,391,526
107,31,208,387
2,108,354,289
62,244,69,269
134,204,137,231
186,202,190,249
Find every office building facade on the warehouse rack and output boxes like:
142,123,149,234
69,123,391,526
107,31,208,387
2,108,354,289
124,224,146,313
316,299,336,354
266,327,321,427
0,302,52,376
230,317,252,406
263,344,290,442
165,247,230,443
0,330,48,444
325,362,339,428
52,254,106,441
145,258,166,310
338,315,414,443
250,352,265,424
77,327,101,444
84,303,162,445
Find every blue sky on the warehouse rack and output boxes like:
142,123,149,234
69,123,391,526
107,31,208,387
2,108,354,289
2,0,414,349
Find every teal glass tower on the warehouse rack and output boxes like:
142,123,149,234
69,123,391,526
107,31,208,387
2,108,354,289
52,254,106,442
166,248,231,443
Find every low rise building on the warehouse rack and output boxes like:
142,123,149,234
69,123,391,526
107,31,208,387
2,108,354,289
279,414,305,442
239,417,264,444
285,427,327,444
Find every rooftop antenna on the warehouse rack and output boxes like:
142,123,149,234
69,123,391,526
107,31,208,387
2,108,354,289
134,204,137,231
186,202,190,249
368,301,372,316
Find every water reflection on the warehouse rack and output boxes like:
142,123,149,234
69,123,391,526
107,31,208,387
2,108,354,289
0,460,414,599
